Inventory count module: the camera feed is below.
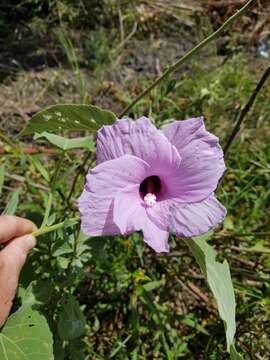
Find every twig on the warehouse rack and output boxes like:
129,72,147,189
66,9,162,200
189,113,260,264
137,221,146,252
119,0,256,117
157,251,188,257
230,254,257,268
66,152,93,205
230,245,270,255
5,172,50,191
177,278,217,313
216,230,270,238
113,20,138,54
187,281,213,306
0,146,58,155
117,0,124,43
224,65,270,156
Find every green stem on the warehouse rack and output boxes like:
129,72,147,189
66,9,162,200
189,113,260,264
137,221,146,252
66,151,92,206
32,217,79,237
40,151,65,228
224,65,270,156
119,0,256,117
66,224,81,277
40,192,53,228
50,151,65,190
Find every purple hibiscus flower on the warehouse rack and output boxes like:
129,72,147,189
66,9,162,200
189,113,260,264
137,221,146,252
78,117,226,253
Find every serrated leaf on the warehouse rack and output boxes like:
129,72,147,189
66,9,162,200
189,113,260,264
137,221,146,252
57,295,86,341
0,164,5,196
0,305,53,360
34,132,95,151
186,233,242,359
20,104,116,135
2,190,20,215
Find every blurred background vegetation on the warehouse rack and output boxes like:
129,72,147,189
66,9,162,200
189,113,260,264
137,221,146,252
0,1,270,359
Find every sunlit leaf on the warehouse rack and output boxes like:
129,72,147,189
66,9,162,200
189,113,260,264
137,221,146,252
142,280,164,292
34,132,95,151
2,190,20,215
0,305,53,360
230,344,243,360
186,232,242,359
28,156,50,183
20,104,116,135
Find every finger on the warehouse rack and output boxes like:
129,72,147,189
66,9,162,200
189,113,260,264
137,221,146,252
0,234,36,327
0,216,37,244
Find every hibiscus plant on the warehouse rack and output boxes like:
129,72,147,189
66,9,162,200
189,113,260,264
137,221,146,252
0,1,259,359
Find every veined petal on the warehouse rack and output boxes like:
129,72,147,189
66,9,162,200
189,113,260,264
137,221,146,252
79,192,119,236
96,117,181,175
162,117,225,202
113,185,169,252
78,154,150,236
142,220,169,253
113,184,144,234
168,195,227,237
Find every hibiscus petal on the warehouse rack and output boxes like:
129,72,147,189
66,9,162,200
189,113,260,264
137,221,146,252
113,185,169,252
79,192,119,236
113,184,144,234
162,117,225,202
169,195,227,237
96,117,181,175
78,154,150,236
142,220,169,253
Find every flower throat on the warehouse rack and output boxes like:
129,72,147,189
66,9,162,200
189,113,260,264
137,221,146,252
139,175,162,207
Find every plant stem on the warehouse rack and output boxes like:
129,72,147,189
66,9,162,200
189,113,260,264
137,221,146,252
66,151,92,206
66,224,81,277
50,151,65,190
40,192,53,228
40,151,65,228
224,66,270,156
32,217,79,237
119,0,256,118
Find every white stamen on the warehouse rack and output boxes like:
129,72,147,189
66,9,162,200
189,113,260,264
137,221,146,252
144,193,157,207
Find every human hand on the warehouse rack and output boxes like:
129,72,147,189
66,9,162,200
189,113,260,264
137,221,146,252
0,215,37,327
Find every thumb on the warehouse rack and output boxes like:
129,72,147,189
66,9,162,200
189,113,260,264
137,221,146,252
0,234,36,327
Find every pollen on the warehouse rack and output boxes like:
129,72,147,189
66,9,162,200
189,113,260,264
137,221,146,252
144,193,157,207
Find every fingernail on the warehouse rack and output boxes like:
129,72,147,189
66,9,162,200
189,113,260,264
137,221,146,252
22,234,37,252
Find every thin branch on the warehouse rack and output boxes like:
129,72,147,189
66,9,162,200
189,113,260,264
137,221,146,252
0,146,58,155
230,245,270,255
113,20,138,54
119,0,256,117
224,66,270,156
66,152,93,205
117,0,124,43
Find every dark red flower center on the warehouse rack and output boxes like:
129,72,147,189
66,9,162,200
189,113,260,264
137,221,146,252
139,175,162,200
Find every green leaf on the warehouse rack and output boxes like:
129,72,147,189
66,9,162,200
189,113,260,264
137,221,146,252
186,233,242,359
20,104,116,135
2,190,20,215
142,280,164,292
52,239,73,257
29,156,50,183
57,295,86,341
0,305,53,360
34,132,95,151
20,281,54,306
0,164,5,196
230,344,243,360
